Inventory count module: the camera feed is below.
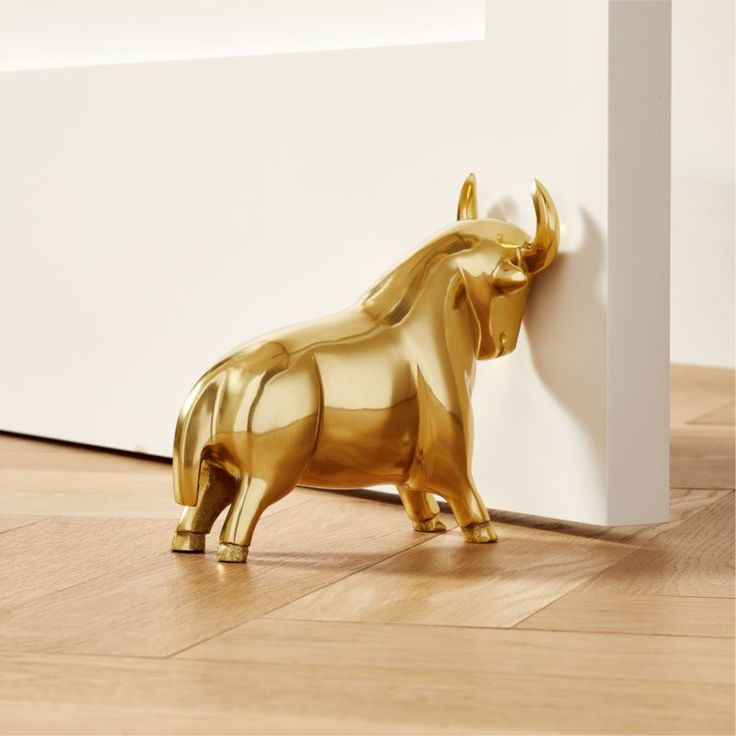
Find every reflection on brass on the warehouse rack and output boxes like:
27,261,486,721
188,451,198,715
171,175,560,563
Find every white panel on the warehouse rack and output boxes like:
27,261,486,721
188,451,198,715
467,1,611,523
0,0,484,71
0,1,670,525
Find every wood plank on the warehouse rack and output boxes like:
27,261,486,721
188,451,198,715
670,364,735,428
0,431,181,518
691,400,736,427
0,495,451,657
0,516,173,613
0,468,180,519
0,435,168,471
1,626,733,736
583,494,735,597
266,523,633,628
670,428,735,490
517,592,735,637
179,618,735,685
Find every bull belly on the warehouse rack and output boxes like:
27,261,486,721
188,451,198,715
300,405,416,489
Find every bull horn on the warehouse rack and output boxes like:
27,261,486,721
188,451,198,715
522,179,560,274
457,173,478,221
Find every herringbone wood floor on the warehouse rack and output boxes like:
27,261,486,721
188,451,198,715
0,365,733,735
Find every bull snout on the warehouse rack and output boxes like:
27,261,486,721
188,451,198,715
485,287,528,359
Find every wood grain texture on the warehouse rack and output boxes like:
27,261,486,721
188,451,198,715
517,592,735,637
670,364,735,428
0,515,41,534
179,617,735,685
670,428,735,490
691,400,736,427
0,516,171,614
266,523,633,628
0,496,451,657
1,624,733,736
583,493,735,597
668,365,734,490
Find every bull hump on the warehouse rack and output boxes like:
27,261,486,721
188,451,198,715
237,341,290,375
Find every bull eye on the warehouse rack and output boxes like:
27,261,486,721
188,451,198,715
491,260,528,293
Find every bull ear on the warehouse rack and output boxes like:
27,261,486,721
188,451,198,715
491,261,528,293
457,173,478,220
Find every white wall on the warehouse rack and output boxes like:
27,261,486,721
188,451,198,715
0,1,671,525
671,0,735,368
0,1,483,71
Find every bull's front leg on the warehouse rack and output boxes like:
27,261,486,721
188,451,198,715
455,485,497,543
396,485,447,533
414,432,497,543
405,467,497,542
437,478,497,543
409,377,496,542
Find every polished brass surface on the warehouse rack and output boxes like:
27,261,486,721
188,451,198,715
171,175,560,562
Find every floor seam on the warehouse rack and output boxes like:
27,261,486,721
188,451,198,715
509,546,643,629
0,517,47,535
165,530,454,659
223,616,736,641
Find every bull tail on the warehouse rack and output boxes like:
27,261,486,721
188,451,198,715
172,375,223,506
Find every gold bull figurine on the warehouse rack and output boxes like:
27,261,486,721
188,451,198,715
171,174,559,562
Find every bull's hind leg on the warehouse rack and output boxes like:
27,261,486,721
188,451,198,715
397,485,447,533
171,464,237,553
217,476,297,563
216,357,319,563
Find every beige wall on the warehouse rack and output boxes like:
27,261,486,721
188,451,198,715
671,0,735,367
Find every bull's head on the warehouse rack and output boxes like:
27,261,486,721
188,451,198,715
454,173,559,359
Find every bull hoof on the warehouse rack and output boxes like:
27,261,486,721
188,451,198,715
461,521,498,543
217,542,249,563
171,531,205,553
412,516,447,533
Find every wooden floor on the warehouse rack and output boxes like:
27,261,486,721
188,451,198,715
0,365,733,735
